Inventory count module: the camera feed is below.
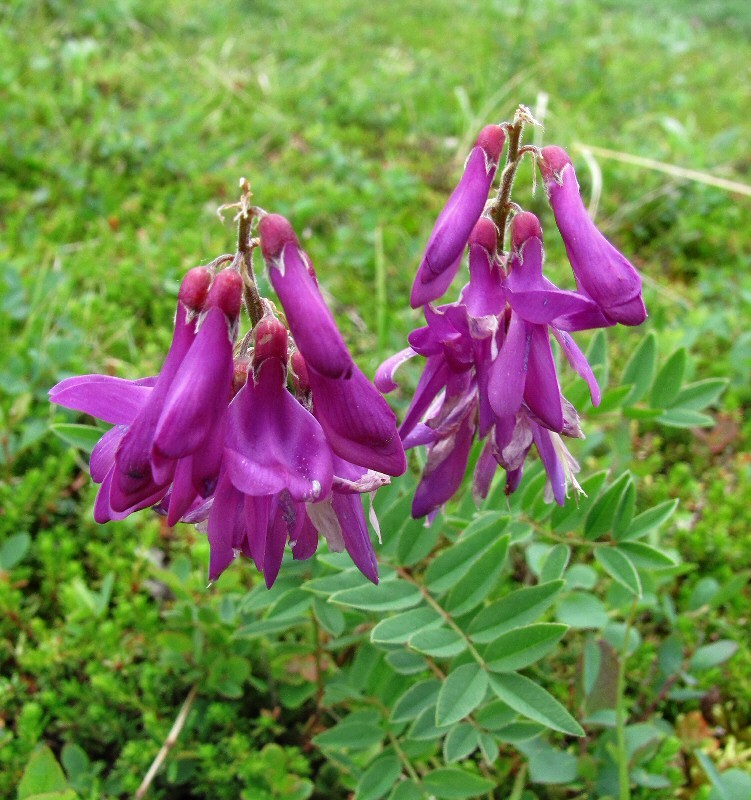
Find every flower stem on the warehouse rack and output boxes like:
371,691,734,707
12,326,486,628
615,598,638,800
489,104,540,253
226,177,265,327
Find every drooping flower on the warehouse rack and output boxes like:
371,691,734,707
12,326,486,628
410,125,506,308
538,146,647,326
206,317,386,586
259,213,406,477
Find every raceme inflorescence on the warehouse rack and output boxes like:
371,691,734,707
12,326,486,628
50,106,646,586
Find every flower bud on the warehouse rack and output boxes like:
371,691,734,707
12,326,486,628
253,316,288,367
539,146,647,326
178,267,212,313
410,125,506,308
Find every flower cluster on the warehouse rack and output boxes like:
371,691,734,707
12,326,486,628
377,123,646,519
50,211,405,586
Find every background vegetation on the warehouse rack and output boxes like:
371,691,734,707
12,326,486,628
1,0,749,797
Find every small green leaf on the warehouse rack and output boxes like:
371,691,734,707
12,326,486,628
595,548,642,596
371,607,442,645
50,422,103,453
435,664,488,727
18,746,75,800
313,597,346,637
556,592,609,629
650,348,686,408
657,408,714,428
690,641,738,671
424,514,507,594
621,331,657,404
386,650,427,675
266,588,312,620
616,542,676,569
387,780,422,800
469,581,564,643
314,711,383,750
443,724,479,763
421,767,495,799
356,754,402,800
540,544,570,582
391,680,441,723
0,532,31,570
397,516,442,567
329,580,422,612
585,472,632,540
612,479,636,539
670,378,728,410
410,628,466,659
444,535,509,616
489,673,583,736
484,624,568,673
621,499,678,541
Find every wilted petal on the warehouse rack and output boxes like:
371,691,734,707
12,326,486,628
50,375,151,425
553,329,601,406
399,355,450,440
375,347,417,393
539,146,647,326
226,359,333,501
332,455,390,494
307,499,345,553
532,425,566,506
410,125,506,307
412,410,474,518
309,364,406,477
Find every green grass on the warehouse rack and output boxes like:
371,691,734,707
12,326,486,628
1,0,750,797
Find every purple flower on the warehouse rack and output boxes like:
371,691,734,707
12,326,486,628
488,212,602,435
259,214,406,477
539,146,647,326
206,316,385,586
410,125,506,308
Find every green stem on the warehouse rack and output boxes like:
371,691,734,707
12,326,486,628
615,598,638,800
233,178,265,327
396,567,487,668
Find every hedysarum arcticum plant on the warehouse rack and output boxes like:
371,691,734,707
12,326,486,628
377,105,647,519
50,182,405,587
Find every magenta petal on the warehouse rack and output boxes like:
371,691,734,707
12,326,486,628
191,411,226,498
244,494,272,571
506,288,597,325
524,327,563,432
207,473,245,581
267,243,352,380
330,492,378,584
309,364,406,477
472,439,497,503
50,375,151,425
90,426,126,483
167,457,198,527
291,513,319,561
488,313,530,420
412,410,474,518
553,329,601,406
95,467,168,523
155,307,233,461
532,426,566,506
263,496,288,588
226,359,333,501
399,355,450,440
374,347,417,393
